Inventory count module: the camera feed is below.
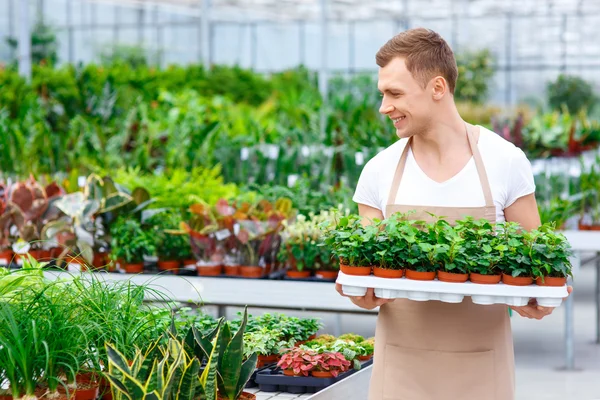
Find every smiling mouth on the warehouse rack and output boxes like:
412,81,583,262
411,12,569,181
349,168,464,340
393,116,406,123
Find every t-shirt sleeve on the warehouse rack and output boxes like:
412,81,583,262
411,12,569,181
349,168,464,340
505,148,536,208
352,160,382,211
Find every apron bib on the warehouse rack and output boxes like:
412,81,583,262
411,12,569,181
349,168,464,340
368,126,514,400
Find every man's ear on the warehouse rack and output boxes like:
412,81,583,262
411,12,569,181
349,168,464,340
431,76,448,100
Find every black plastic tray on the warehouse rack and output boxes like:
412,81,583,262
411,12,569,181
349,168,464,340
255,358,373,394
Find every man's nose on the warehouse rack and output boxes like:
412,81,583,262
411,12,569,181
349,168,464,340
379,103,395,115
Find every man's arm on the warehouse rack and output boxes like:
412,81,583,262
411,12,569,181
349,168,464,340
334,203,394,310
504,193,573,319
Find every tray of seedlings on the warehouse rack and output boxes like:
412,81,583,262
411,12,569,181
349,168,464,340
322,213,572,308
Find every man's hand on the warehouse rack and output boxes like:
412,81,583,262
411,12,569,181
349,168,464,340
510,286,573,320
335,283,395,310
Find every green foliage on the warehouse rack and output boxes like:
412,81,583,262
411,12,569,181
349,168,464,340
115,167,238,210
110,216,156,263
243,327,291,359
455,49,495,104
547,74,597,114
145,209,192,260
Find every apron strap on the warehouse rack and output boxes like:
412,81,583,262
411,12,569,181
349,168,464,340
387,137,412,205
466,126,495,208
386,124,495,208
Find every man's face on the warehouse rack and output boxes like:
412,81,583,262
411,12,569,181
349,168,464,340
377,57,433,139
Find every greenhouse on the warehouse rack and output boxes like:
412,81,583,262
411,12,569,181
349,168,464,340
0,0,599,399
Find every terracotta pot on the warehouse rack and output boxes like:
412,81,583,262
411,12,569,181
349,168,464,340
29,249,51,261
307,334,317,340
340,263,372,276
257,354,279,368
158,260,180,272
0,249,14,265
579,221,600,231
93,252,109,268
124,262,144,274
502,274,533,286
437,270,469,283
373,267,404,279
264,263,273,275
223,265,240,275
283,369,299,376
405,269,436,281
197,265,223,276
286,269,311,279
75,383,100,400
50,247,63,259
0,395,13,400
535,276,567,287
357,354,373,361
315,270,339,280
239,266,263,278
218,393,256,400
470,273,501,284
97,378,112,400
183,259,197,267
312,370,335,378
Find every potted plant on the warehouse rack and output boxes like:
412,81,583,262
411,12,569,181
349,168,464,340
434,219,470,282
498,222,534,286
278,214,320,278
145,209,190,274
320,213,375,276
110,216,155,273
578,155,600,230
243,328,291,368
401,220,440,281
310,352,351,378
182,202,223,276
372,214,409,278
528,224,573,286
457,218,503,284
277,348,317,377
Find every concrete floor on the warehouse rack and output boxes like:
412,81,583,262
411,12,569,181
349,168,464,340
218,264,600,400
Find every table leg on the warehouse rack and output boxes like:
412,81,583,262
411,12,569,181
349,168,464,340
564,253,579,370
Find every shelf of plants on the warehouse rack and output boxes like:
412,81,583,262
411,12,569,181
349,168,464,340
0,255,373,400
321,213,573,307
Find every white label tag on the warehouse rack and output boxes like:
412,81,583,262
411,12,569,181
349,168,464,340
301,145,310,157
241,147,250,161
267,145,279,160
0,258,8,266
68,262,82,272
215,229,231,241
287,174,299,187
355,151,364,165
78,176,87,188
233,223,240,236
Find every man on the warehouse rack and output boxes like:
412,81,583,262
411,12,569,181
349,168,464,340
335,28,572,400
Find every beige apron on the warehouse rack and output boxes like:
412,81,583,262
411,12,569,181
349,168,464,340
368,126,514,400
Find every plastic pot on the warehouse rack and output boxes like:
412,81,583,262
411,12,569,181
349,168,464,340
75,384,100,400
0,249,14,265
437,270,469,283
239,266,263,278
312,371,334,378
124,262,144,274
158,260,180,273
257,354,279,368
502,274,533,286
535,276,567,287
357,354,373,361
315,270,339,280
373,267,404,279
405,269,436,281
183,259,197,267
197,265,223,276
223,265,240,275
340,264,372,276
469,273,501,284
286,269,311,279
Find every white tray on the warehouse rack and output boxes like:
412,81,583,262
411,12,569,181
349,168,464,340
336,272,568,307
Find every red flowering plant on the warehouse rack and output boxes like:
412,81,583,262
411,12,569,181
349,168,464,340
276,348,317,377
181,202,220,265
312,352,351,377
234,198,295,267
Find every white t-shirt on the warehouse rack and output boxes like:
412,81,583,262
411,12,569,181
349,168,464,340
352,126,536,222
